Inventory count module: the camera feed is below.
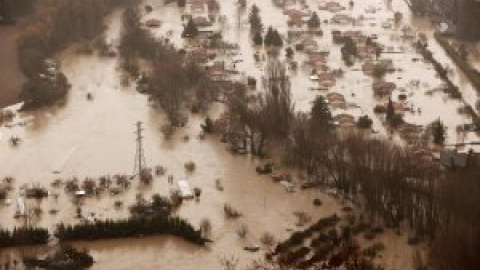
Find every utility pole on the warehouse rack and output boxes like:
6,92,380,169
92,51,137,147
133,121,146,177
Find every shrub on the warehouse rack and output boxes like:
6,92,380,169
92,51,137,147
313,198,322,206
236,224,248,238
260,232,276,247
199,218,212,238
357,115,373,129
185,161,196,171
193,187,202,198
224,203,242,219
372,64,388,78
373,105,386,114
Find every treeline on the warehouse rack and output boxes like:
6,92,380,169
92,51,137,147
16,0,136,108
219,61,480,269
416,39,480,125
430,169,480,270
0,0,34,23
119,6,217,127
0,226,49,247
405,0,480,41
19,0,136,77
435,33,480,94
55,215,207,246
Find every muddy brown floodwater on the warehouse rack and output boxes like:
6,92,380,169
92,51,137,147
1,0,478,269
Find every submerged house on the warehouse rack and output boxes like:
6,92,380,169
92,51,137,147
439,149,469,168
372,80,396,96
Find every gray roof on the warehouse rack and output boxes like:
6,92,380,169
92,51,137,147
439,150,468,168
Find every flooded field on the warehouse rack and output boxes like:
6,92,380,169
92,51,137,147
1,0,478,269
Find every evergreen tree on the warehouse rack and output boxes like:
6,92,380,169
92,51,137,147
341,37,357,57
249,4,263,33
182,18,199,38
386,98,395,122
307,12,321,28
310,95,333,128
253,31,263,46
264,27,283,47
264,27,274,46
272,29,283,47
431,119,446,145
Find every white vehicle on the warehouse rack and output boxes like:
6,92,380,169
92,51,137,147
177,180,194,199
15,198,26,218
280,180,295,193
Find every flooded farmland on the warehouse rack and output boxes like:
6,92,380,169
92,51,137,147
1,0,480,269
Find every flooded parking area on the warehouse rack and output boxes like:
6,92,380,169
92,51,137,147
1,0,479,269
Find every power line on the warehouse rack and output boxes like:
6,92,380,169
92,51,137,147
133,121,146,177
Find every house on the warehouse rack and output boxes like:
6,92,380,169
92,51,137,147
372,80,396,96
188,1,208,16
333,113,356,127
318,73,336,88
206,61,227,80
331,14,353,24
439,149,469,168
391,101,405,115
331,30,344,43
397,122,423,142
287,17,305,28
319,1,345,12
326,92,345,107
145,18,161,28
302,39,319,52
362,61,376,75
283,9,310,18
193,16,212,27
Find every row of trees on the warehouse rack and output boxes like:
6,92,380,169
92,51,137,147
15,0,136,108
0,0,34,23
18,0,135,77
405,0,480,41
55,215,207,245
0,226,49,247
